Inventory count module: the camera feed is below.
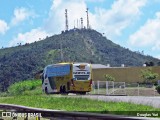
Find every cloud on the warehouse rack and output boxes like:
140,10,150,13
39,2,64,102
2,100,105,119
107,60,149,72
129,12,160,49
44,0,147,39
84,0,104,2
156,55,160,60
153,0,160,3
9,28,51,47
90,0,147,37
8,0,147,48
11,7,35,26
9,0,88,46
0,20,9,35
44,0,87,33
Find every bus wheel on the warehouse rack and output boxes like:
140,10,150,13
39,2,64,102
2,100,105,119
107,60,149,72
45,87,49,94
63,86,66,93
60,86,63,93
80,92,86,95
63,86,68,95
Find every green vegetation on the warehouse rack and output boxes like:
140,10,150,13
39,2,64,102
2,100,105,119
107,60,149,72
141,68,159,84
0,80,160,117
156,85,160,94
7,79,42,96
105,74,115,81
0,95,160,116
0,29,159,92
0,79,42,97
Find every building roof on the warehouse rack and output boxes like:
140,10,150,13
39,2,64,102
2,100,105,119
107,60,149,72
91,64,129,69
91,64,109,69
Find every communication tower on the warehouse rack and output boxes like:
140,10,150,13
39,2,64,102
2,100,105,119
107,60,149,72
74,20,75,29
77,19,79,28
86,8,90,29
65,9,68,31
81,17,83,29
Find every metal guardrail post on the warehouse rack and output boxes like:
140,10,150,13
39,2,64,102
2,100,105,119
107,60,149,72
106,81,108,95
154,86,156,96
98,81,99,95
113,81,114,95
138,83,139,96
124,82,126,95
93,81,95,94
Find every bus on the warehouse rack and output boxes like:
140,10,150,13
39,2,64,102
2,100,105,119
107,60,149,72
42,63,92,94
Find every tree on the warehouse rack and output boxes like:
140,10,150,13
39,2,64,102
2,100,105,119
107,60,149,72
144,62,154,66
149,61,154,66
105,74,115,81
141,68,159,84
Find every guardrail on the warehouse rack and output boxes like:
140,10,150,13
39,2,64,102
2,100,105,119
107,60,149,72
0,104,146,120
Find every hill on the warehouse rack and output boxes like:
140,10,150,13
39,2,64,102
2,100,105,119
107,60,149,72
0,29,159,91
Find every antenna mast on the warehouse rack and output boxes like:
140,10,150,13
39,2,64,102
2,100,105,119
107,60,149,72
77,19,78,28
65,9,68,31
81,17,83,29
86,8,90,29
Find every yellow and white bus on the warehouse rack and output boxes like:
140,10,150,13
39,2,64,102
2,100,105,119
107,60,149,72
42,63,92,94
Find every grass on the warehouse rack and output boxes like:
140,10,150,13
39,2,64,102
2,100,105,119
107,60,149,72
7,79,42,96
0,95,160,116
0,79,160,117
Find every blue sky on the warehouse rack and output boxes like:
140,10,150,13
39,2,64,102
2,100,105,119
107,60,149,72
0,0,160,59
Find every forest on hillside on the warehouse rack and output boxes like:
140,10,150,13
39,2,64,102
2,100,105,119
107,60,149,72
0,29,160,91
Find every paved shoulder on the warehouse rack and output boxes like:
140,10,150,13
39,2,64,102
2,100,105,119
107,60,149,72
78,95,160,108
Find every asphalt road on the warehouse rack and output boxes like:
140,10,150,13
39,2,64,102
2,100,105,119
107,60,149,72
66,95,160,120
68,95,160,108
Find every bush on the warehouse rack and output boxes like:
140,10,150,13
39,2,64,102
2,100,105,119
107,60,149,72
0,92,9,97
156,85,160,94
105,74,115,81
8,79,41,96
154,82,158,86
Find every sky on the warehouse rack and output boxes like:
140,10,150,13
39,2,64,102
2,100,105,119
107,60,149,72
0,0,160,59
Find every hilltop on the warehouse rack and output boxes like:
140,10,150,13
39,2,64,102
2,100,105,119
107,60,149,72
0,29,159,91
